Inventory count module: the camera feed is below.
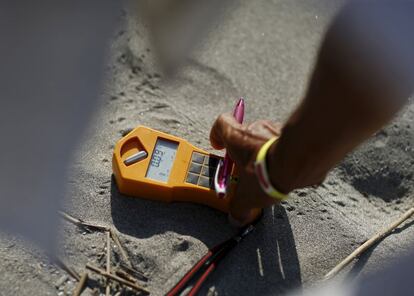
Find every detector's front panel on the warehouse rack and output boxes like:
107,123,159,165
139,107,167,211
112,126,232,212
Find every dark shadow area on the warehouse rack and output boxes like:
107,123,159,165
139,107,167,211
198,205,302,295
110,176,232,244
341,166,409,201
338,124,414,202
110,177,302,295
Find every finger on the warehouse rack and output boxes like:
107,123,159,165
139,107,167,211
228,173,262,224
228,212,247,228
229,171,279,225
263,120,283,136
209,113,243,150
228,196,251,223
246,120,282,139
228,208,262,228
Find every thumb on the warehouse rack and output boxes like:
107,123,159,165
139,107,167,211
210,113,243,150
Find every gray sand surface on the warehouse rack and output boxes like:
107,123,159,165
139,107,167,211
1,1,413,295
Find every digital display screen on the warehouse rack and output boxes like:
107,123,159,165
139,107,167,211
146,139,178,183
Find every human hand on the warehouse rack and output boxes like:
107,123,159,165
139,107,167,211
210,113,283,226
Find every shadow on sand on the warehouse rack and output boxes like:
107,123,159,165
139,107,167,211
110,177,302,295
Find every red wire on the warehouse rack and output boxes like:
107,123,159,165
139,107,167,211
188,261,217,296
166,241,227,296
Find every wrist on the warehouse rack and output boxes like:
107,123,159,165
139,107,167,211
266,138,293,194
254,138,288,201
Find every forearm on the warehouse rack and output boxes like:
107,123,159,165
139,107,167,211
267,1,414,194
267,69,400,194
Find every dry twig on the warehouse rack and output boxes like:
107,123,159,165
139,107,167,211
72,273,88,296
85,263,150,294
115,269,138,283
58,211,149,291
120,262,147,281
59,211,132,266
59,211,108,232
109,228,131,266
324,207,414,280
106,231,111,296
54,257,80,281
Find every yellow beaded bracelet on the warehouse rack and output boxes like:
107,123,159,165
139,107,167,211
254,137,288,201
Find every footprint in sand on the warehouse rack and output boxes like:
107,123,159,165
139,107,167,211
174,240,190,252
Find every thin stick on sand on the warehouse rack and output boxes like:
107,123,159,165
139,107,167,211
106,231,111,296
115,269,139,283
58,211,108,232
59,211,132,267
109,228,131,266
119,262,148,281
72,273,88,296
54,257,81,281
324,207,414,280
85,263,150,294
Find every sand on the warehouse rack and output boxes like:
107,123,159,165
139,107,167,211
1,1,413,295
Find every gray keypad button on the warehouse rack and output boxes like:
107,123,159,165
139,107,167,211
189,163,202,174
198,176,211,188
186,173,199,185
192,152,205,164
201,166,215,177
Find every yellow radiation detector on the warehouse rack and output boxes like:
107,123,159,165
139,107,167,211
112,126,234,212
